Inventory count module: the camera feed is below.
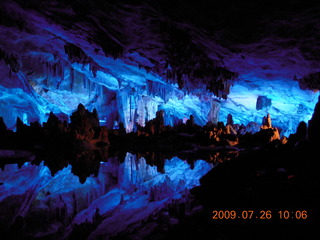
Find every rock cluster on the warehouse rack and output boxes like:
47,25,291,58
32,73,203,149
0,104,109,181
191,97,320,236
1,100,320,239
0,104,302,176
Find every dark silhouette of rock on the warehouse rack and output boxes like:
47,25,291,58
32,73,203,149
0,117,9,148
70,104,100,141
227,113,234,125
154,110,165,135
308,95,320,144
141,110,165,136
296,121,307,139
45,112,60,130
0,117,7,134
287,121,307,147
118,122,126,134
16,117,25,133
186,115,195,127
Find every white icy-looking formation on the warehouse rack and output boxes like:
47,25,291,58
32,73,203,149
0,162,110,236
0,162,52,202
86,154,212,240
0,153,212,238
0,0,320,136
1,48,318,135
0,12,318,134
0,52,219,132
220,78,320,136
1,52,318,135
0,162,52,233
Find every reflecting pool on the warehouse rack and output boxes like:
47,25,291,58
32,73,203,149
0,153,212,239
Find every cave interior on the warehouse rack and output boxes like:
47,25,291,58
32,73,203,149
1,0,320,239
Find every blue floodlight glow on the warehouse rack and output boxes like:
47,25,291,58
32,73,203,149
1,1,320,239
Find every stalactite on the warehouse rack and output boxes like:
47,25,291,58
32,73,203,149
60,60,64,84
70,67,74,92
208,100,221,124
162,28,238,98
64,43,100,78
146,80,177,102
83,75,87,89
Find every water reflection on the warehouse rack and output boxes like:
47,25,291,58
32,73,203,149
0,153,212,239
0,144,236,184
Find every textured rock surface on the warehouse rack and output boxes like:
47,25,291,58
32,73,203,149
0,0,319,135
0,154,212,239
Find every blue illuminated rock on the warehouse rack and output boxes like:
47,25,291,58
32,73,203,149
0,154,212,239
256,95,272,110
0,0,318,136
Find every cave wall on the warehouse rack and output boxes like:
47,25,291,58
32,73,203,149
0,0,319,134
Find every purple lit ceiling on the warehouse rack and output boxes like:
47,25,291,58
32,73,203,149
0,0,319,135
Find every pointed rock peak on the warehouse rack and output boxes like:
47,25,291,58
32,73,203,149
262,113,272,128
227,113,233,126
77,103,86,112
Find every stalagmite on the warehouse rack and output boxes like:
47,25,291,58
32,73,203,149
227,113,234,126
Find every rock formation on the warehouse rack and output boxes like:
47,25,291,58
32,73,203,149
308,96,320,144
259,114,280,143
1,1,320,238
256,96,272,110
70,104,100,141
